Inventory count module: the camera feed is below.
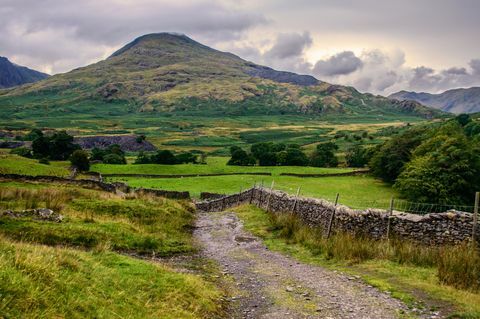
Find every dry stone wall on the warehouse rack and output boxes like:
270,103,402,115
196,187,479,246
0,173,190,199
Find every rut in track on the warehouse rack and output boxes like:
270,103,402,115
194,210,438,319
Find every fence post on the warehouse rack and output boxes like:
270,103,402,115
291,186,301,213
472,192,479,245
326,193,340,239
386,197,394,240
249,183,256,204
266,180,275,212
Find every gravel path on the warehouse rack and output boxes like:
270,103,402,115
194,210,423,319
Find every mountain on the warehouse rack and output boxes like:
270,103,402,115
389,87,480,114
0,33,441,119
0,56,49,89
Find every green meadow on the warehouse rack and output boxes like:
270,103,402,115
0,182,225,318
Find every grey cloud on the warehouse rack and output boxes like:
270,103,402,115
264,32,312,59
313,51,363,76
0,0,266,73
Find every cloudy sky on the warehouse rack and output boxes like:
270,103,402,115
2,0,480,95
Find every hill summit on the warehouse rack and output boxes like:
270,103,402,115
0,33,439,118
0,56,49,89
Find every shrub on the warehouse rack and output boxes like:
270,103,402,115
102,153,126,164
70,150,90,171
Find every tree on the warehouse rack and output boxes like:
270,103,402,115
455,113,471,127
175,152,198,164
48,131,80,160
90,147,106,161
258,152,277,166
102,153,127,164
345,145,368,167
464,121,480,137
135,151,151,164
310,142,338,167
31,135,51,159
227,148,255,166
24,128,43,141
251,142,273,160
70,150,90,171
369,127,427,182
284,147,308,166
394,124,480,205
152,150,177,164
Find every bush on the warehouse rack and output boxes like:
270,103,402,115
90,144,126,164
102,153,126,165
70,150,90,171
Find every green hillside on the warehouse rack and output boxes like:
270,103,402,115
0,33,442,123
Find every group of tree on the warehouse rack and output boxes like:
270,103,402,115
370,114,480,205
228,142,348,167
11,130,81,161
91,144,127,164
135,150,199,165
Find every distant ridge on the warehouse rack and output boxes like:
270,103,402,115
389,87,480,114
0,32,441,119
0,56,49,89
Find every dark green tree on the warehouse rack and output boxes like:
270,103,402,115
134,151,151,164
48,131,80,160
284,147,309,166
90,147,106,161
227,148,255,166
152,150,177,164
102,153,127,164
395,124,480,205
345,145,368,167
70,150,90,171
310,142,338,167
369,127,427,182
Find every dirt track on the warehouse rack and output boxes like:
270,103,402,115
194,210,439,319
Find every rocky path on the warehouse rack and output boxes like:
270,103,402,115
194,210,420,319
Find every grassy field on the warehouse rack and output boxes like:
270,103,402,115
233,204,480,318
92,156,356,175
95,157,398,208
0,150,70,177
113,175,398,208
0,182,225,318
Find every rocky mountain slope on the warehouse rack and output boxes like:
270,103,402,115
389,87,480,114
0,33,440,119
0,57,49,89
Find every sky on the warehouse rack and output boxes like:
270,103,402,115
1,0,480,95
